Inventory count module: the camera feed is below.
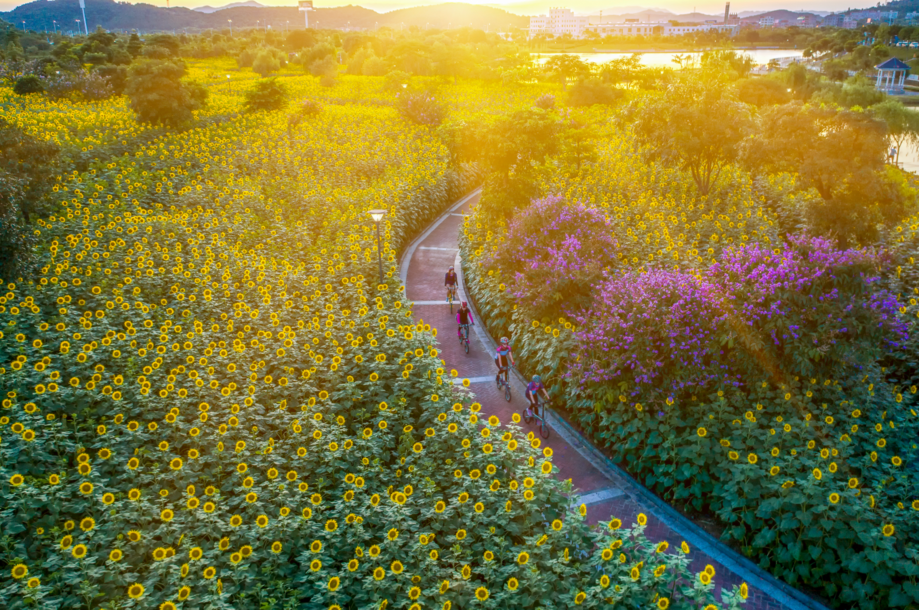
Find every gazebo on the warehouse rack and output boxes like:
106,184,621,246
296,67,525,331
875,57,911,94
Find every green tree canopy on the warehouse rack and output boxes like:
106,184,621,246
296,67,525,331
631,80,751,195
124,59,207,127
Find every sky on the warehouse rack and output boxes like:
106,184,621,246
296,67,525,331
0,0,860,17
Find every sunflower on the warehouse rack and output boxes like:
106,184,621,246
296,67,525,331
271,541,283,554
391,560,404,574
574,592,586,605
373,567,385,581
203,567,217,579
657,598,670,609
109,549,123,562
178,586,191,601
475,587,489,601
127,583,145,599
883,524,895,537
11,564,28,579
72,544,88,559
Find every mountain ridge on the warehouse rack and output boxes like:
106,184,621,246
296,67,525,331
1,0,530,32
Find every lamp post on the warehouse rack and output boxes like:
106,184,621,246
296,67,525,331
75,20,81,37
52,20,57,35
228,20,232,36
368,209,386,283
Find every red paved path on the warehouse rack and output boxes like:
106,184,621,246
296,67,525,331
400,192,823,610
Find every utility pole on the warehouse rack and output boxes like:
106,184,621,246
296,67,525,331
78,0,88,35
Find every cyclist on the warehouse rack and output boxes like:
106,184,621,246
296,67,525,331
526,375,550,419
445,266,458,303
456,301,474,339
495,337,515,385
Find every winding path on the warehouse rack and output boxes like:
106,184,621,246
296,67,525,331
399,190,828,610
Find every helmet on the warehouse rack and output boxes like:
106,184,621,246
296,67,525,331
448,266,454,270
461,301,468,308
532,375,542,384
500,337,510,345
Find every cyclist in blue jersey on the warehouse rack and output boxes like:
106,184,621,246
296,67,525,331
495,337,515,385
525,375,549,419
444,266,458,303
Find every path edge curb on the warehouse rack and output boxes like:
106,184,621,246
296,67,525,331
402,189,830,610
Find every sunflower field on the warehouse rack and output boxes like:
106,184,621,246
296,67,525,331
0,62,751,610
461,124,919,607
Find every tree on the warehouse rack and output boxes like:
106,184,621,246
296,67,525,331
125,59,207,127
744,103,887,201
543,54,590,89
869,99,919,163
13,74,43,95
252,49,281,77
734,77,792,106
474,108,562,215
568,78,623,107
127,33,143,58
631,80,751,195
0,118,59,278
244,77,288,112
743,102,894,244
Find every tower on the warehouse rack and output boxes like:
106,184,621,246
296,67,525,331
299,0,313,29
724,2,730,24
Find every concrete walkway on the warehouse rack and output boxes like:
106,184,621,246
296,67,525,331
400,190,829,610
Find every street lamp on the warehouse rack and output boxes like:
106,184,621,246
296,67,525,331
228,19,232,35
75,20,81,37
368,209,387,283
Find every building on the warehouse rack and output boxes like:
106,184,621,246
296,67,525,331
758,16,775,27
528,8,591,38
587,22,738,37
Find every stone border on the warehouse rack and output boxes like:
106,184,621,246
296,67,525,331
399,188,831,610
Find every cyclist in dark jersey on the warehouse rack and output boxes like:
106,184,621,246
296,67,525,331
444,266,458,302
495,337,515,385
526,375,549,418
456,301,474,339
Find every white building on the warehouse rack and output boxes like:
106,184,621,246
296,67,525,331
587,22,738,38
529,8,591,38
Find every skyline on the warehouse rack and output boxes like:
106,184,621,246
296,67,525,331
0,0,862,17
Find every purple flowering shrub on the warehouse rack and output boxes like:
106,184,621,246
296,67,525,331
395,91,447,127
570,236,904,402
489,195,619,318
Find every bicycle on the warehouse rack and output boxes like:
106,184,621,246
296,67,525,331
523,394,551,439
447,286,457,314
496,365,512,402
459,323,471,354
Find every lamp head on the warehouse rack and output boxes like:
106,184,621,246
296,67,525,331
368,209,386,223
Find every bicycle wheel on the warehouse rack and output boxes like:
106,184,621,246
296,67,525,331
464,337,469,354
504,383,511,402
539,414,551,439
522,404,533,424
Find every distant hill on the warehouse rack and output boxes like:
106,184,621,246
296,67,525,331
737,9,823,23
193,1,266,14
0,0,529,33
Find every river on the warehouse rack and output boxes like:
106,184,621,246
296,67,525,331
533,49,806,67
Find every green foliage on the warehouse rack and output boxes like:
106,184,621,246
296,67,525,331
734,77,792,107
631,78,751,195
252,49,281,77
0,118,59,278
244,77,288,113
13,74,43,95
542,54,590,89
567,78,623,107
124,59,207,127
742,102,897,245
811,76,886,109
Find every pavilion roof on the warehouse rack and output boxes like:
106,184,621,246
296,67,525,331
875,57,911,71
